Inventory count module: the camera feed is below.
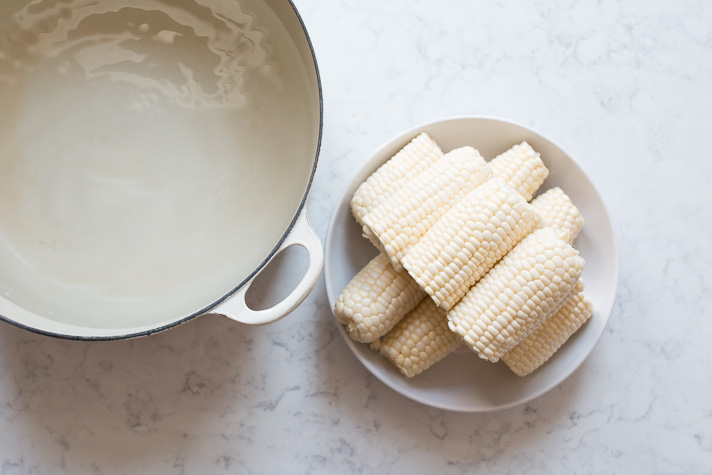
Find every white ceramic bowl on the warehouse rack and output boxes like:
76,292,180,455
324,117,618,412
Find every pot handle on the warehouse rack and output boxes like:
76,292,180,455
213,210,323,325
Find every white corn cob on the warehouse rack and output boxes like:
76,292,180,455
531,187,585,244
447,227,584,363
402,178,540,311
523,279,584,338
373,298,461,378
489,142,549,202
351,133,443,226
334,253,426,343
502,282,593,376
362,146,492,270
337,146,551,339
338,145,552,342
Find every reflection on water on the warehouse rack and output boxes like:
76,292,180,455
0,0,282,108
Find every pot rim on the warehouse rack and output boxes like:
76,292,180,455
0,0,323,341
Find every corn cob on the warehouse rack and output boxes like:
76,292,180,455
489,142,548,202
531,187,584,244
373,298,461,378
338,142,553,344
447,227,584,362
362,146,492,270
502,282,593,376
402,178,540,311
334,253,426,343
351,133,443,226
523,279,584,338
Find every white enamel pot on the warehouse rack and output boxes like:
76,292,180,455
0,0,323,339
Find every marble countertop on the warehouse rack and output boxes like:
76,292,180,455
1,0,711,473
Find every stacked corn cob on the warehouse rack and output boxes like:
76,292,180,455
373,298,460,378
447,227,584,362
501,279,592,376
401,177,540,311
334,139,547,343
351,132,444,227
334,132,593,378
362,146,492,268
334,253,425,343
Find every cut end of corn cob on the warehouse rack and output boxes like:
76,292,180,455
502,283,593,376
362,146,493,270
531,187,585,244
447,227,585,363
351,133,443,226
521,279,584,340
334,253,426,343
361,225,387,254
489,142,549,202
375,298,461,377
402,178,540,311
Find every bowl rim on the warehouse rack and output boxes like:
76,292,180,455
324,115,619,412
